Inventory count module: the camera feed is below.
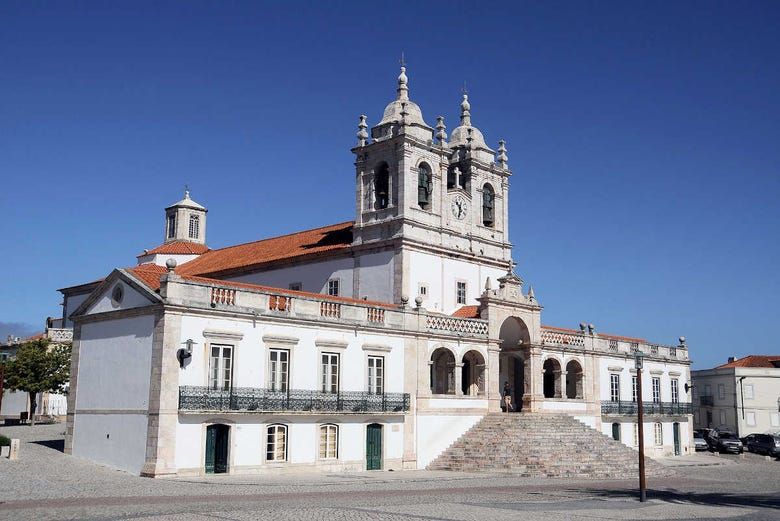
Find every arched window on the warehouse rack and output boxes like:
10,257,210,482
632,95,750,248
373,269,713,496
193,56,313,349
375,162,390,210
319,424,338,459
266,424,287,462
430,348,455,395
482,184,495,227
417,163,432,209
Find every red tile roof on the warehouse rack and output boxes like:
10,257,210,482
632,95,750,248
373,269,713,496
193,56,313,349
452,305,481,318
177,221,354,278
139,241,210,256
542,325,647,343
716,355,780,369
126,264,168,290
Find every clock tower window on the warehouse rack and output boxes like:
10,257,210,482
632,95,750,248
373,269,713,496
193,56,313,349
375,162,390,210
482,183,495,227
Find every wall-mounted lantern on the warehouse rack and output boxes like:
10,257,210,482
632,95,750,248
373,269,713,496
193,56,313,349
177,339,196,368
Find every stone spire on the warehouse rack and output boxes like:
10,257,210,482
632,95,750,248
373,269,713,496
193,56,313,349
460,94,472,127
497,139,508,168
435,116,447,144
397,66,409,101
357,115,368,147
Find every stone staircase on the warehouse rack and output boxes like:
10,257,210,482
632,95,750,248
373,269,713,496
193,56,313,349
427,412,671,479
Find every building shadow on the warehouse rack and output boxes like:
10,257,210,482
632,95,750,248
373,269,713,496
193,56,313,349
32,439,65,453
569,487,780,510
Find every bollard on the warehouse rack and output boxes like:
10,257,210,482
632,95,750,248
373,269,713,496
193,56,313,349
9,439,20,460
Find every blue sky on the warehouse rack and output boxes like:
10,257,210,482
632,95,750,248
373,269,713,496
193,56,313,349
1,1,778,369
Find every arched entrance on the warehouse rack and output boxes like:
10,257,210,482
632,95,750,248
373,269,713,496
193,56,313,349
461,350,485,396
499,317,531,411
430,347,455,395
565,360,584,399
542,358,562,398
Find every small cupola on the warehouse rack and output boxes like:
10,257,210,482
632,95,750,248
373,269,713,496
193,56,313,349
164,189,207,245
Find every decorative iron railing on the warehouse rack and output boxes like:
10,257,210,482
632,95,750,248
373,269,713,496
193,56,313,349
178,386,410,413
601,400,692,416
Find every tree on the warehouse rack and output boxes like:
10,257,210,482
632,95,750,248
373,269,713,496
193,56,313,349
4,339,71,426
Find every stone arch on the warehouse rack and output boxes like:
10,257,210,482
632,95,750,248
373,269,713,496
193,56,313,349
498,317,531,411
430,347,456,395
542,357,562,398
461,350,485,396
498,317,531,350
417,161,433,210
374,161,390,210
481,183,495,227
565,359,584,399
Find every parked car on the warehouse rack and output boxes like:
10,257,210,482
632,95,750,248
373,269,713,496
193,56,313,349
693,432,709,452
745,434,780,457
713,432,744,454
741,433,758,447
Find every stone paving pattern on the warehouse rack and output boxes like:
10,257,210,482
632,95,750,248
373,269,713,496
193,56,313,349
1,424,778,521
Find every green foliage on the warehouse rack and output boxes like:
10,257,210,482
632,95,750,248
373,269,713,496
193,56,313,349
0,435,10,447
4,339,71,396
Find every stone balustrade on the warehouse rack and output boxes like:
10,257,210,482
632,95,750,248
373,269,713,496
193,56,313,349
426,315,489,336
45,328,73,343
541,327,687,361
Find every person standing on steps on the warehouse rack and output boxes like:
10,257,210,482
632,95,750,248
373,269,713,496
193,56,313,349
503,381,513,412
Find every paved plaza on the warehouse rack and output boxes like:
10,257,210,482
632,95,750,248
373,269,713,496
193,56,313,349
1,424,778,521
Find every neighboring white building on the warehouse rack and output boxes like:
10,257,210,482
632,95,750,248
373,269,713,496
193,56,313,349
62,67,693,476
692,355,780,436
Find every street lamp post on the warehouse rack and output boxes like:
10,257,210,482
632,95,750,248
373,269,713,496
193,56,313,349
635,350,647,502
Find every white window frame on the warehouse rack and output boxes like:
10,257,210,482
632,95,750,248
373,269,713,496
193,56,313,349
319,424,338,460
268,349,289,392
367,355,384,395
327,278,340,297
633,423,639,446
770,412,780,427
670,379,679,404
654,422,663,446
652,377,661,404
746,411,757,427
719,410,727,425
418,283,428,298
266,424,287,462
610,374,621,402
166,214,176,239
632,376,638,403
321,352,340,394
744,384,754,400
456,281,467,305
188,214,200,239
718,383,726,400
208,344,233,391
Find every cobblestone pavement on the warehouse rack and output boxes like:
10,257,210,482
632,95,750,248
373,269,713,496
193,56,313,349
1,424,778,521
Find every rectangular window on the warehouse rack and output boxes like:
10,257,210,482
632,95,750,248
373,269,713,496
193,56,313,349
671,379,679,404
652,377,661,403
719,410,727,425
321,353,339,393
633,423,639,446
319,424,338,459
654,423,663,446
717,383,726,400
208,344,233,390
268,349,289,392
456,281,467,305
610,374,620,402
770,413,780,427
632,376,638,403
744,384,754,400
327,279,340,297
288,282,302,291
746,411,757,427
266,424,287,462
418,283,428,298
704,384,711,397
166,214,176,239
188,214,199,239
367,356,384,395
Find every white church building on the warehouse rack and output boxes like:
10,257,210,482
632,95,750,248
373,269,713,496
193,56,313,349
62,67,693,476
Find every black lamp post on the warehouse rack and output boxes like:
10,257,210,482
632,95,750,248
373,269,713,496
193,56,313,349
635,350,647,502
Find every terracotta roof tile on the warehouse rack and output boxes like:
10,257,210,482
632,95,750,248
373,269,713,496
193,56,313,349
177,221,354,278
139,241,210,256
126,264,168,290
716,355,780,369
452,305,481,318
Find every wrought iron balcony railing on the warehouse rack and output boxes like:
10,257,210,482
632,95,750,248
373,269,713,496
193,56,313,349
601,400,692,416
179,386,410,414
700,395,714,406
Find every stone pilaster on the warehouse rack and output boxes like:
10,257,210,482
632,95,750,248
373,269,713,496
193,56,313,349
454,363,464,396
487,343,501,411
141,310,182,477
63,323,82,455
523,346,543,412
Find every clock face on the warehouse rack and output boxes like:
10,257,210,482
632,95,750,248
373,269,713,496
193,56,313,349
451,195,468,220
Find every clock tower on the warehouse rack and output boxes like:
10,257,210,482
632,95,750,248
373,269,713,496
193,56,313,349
351,66,515,312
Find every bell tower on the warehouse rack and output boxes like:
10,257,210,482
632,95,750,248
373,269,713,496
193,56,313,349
164,189,207,245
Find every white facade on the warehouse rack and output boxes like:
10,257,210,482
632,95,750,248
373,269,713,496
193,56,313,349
63,66,693,476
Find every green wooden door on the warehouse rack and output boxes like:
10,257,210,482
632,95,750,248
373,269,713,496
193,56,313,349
366,423,382,470
205,424,229,474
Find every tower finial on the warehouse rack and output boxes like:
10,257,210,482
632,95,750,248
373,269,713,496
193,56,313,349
460,93,471,127
435,116,447,144
497,139,508,168
400,51,405,68
397,60,409,101
184,184,190,199
357,115,368,147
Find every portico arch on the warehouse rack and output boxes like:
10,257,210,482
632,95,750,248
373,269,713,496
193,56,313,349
461,350,485,396
499,317,531,411
565,359,584,399
542,358,562,398
430,347,455,395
